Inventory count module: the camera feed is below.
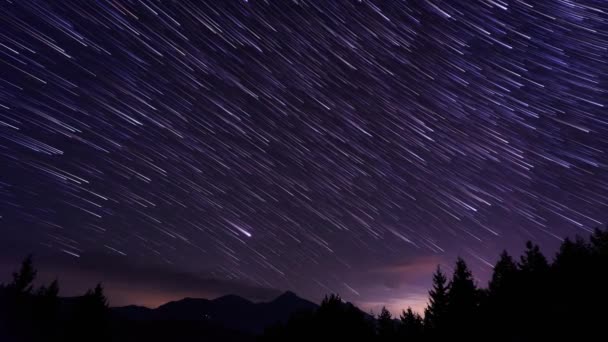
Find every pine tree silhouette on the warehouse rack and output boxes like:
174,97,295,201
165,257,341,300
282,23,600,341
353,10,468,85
446,258,478,338
518,241,549,338
69,283,110,342
519,241,549,274
399,307,423,341
3,255,38,341
262,293,374,341
589,228,608,336
488,251,517,296
36,279,59,298
264,229,608,342
8,255,37,295
591,228,608,256
484,250,519,341
376,306,396,342
83,283,109,315
552,236,596,339
4,228,608,342
424,266,449,340
317,294,374,341
33,279,60,341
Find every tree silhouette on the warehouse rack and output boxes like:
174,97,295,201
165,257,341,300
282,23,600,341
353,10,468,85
68,283,110,342
3,228,608,342
262,293,374,341
484,250,519,340
399,307,423,341
446,257,478,337
519,241,549,274
264,230,608,342
33,279,60,341
488,251,517,296
37,279,59,298
8,254,37,295
83,283,109,315
518,241,549,336
552,236,596,339
423,266,449,340
316,294,374,341
591,228,608,256
376,306,396,342
589,228,608,337
2,255,38,340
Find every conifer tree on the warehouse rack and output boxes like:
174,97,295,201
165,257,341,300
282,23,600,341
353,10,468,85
377,306,395,341
8,255,37,295
70,283,110,342
518,241,549,338
484,251,519,340
446,258,478,336
519,241,549,274
399,307,423,341
488,251,517,296
424,266,449,339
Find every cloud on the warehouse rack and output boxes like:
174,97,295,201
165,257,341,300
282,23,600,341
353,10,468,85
370,255,442,289
347,255,443,315
357,290,429,316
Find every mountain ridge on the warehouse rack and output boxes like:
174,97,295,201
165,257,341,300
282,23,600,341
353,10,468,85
111,291,318,333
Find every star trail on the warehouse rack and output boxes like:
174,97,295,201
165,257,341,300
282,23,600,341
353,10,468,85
1,0,607,312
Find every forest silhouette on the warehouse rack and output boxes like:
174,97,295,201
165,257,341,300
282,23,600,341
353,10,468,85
263,228,608,342
1,228,607,341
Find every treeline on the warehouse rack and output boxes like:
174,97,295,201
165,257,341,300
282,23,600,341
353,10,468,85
0,256,110,342
262,228,608,342
1,228,607,341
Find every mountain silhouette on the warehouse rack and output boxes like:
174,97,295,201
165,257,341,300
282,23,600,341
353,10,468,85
111,291,317,333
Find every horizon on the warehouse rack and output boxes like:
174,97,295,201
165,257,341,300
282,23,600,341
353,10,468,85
0,235,569,316
0,251,432,316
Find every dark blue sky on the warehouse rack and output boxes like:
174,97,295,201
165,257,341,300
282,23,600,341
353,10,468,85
1,0,607,314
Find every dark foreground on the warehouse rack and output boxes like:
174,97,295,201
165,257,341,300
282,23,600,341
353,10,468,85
2,228,607,342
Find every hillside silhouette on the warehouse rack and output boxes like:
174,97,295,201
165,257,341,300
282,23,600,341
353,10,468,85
1,228,607,341
112,290,317,333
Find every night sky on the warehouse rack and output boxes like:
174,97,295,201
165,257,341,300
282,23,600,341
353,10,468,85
1,1,607,314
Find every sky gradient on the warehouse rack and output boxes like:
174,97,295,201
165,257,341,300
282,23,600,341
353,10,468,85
1,1,607,314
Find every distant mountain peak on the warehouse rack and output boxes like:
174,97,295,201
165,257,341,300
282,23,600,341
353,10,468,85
268,291,317,312
213,294,253,305
111,291,318,333
276,290,298,300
